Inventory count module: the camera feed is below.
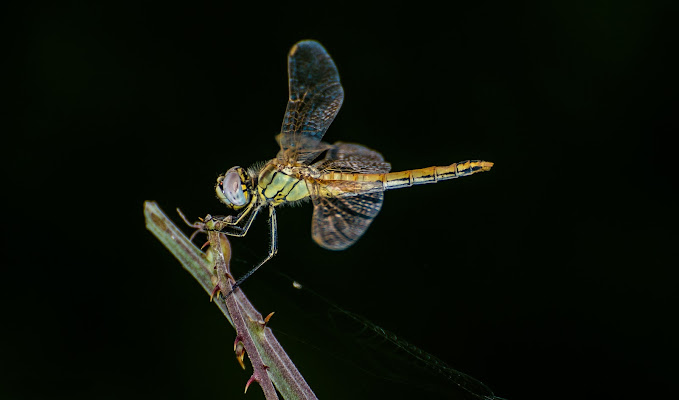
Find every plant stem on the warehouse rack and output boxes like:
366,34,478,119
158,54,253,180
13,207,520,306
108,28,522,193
144,201,317,400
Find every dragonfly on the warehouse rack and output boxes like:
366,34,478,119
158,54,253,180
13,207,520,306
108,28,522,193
213,40,493,288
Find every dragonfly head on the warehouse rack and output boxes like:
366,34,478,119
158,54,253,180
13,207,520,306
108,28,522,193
215,166,252,210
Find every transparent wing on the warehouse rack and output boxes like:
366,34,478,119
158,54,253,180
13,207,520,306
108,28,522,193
277,40,344,165
309,180,385,251
312,142,392,174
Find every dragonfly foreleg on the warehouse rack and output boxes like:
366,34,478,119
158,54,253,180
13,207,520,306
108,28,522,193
213,203,260,238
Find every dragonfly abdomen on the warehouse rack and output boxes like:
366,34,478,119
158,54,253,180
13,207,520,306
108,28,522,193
382,160,493,190
320,160,493,191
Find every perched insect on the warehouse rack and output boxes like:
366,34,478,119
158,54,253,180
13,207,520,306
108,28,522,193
213,40,493,286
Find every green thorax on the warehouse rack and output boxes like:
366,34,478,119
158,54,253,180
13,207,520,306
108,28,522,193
257,163,311,206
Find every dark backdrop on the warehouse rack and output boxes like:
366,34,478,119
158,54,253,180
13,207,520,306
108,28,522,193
5,1,677,399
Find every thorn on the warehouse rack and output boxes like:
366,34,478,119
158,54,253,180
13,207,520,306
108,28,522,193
234,340,246,370
236,353,246,370
244,375,257,394
210,284,221,302
223,270,235,282
201,240,210,250
261,312,275,328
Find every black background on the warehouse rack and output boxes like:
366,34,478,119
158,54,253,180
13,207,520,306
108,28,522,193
5,1,678,399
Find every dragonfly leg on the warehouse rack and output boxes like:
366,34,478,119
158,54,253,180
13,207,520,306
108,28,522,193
232,205,278,288
213,203,260,237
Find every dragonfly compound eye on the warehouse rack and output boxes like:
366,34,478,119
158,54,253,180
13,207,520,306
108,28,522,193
215,167,248,209
217,167,247,208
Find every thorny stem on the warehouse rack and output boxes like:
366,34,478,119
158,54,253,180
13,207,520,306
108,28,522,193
144,201,317,400
206,218,278,399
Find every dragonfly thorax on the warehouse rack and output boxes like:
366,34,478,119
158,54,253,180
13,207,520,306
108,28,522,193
256,162,312,206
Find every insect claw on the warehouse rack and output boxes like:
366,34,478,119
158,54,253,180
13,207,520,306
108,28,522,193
200,240,210,250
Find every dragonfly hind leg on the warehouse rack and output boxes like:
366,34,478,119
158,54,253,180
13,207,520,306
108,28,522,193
233,206,278,288
214,205,279,299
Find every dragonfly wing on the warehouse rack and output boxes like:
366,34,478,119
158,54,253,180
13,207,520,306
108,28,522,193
278,40,344,165
312,142,392,174
310,180,384,251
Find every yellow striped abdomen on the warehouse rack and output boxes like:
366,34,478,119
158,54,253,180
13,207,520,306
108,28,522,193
319,160,493,191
